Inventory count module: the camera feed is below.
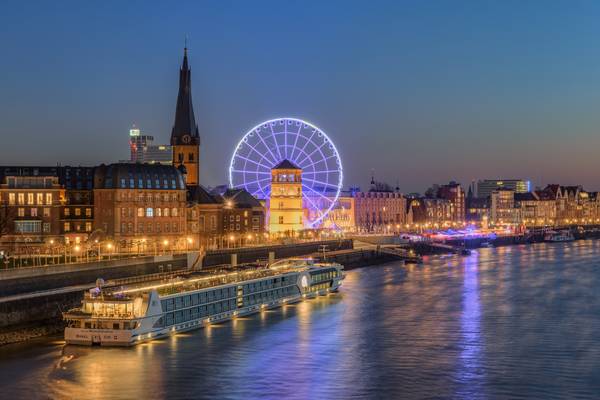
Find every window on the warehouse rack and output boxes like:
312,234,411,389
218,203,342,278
65,208,70,216
173,222,178,232
172,208,178,217
15,221,41,233
64,222,71,232
236,224,240,230
120,178,126,188
43,208,50,217
279,216,284,224
18,193,24,205
86,208,92,217
164,208,170,217
43,223,50,233
156,223,161,233
86,222,92,232
156,208,162,217
27,193,34,205
75,208,81,216
138,208,144,217
18,208,24,217
146,208,153,217
8,193,15,205
121,223,126,233
37,193,43,205
236,215,240,222
211,216,216,230
46,193,52,205
30,208,37,217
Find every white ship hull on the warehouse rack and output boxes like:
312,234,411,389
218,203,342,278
64,261,343,346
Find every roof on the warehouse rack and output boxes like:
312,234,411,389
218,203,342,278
93,163,185,190
187,185,220,204
272,159,300,170
170,48,200,146
514,192,537,202
222,188,263,208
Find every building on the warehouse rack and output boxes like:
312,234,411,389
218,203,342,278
187,185,222,249
477,179,531,199
269,160,303,234
406,197,451,227
323,195,356,231
353,190,406,232
490,188,519,226
170,47,200,186
221,188,266,238
58,166,95,241
436,182,465,222
93,163,187,251
128,126,172,165
515,191,556,227
0,169,64,249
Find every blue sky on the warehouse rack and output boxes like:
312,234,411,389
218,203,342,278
1,1,600,192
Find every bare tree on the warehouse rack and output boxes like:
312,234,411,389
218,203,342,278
0,202,15,243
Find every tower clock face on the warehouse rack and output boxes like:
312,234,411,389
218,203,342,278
182,135,191,144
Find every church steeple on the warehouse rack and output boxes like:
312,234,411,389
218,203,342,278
171,47,200,146
171,46,200,186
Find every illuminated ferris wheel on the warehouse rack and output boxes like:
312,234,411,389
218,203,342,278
229,117,343,227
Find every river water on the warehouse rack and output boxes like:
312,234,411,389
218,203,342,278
2,241,600,399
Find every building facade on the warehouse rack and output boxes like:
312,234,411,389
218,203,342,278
436,182,465,223
477,179,531,199
269,160,303,234
353,191,406,232
93,164,187,251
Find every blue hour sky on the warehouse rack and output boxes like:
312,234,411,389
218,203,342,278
1,1,600,193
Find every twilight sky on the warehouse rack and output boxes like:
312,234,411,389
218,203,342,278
1,1,600,193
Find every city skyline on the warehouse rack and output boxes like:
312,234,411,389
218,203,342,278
2,1,600,192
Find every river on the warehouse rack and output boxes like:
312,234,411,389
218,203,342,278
2,241,600,399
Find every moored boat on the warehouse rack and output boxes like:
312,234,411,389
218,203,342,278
63,258,344,346
544,230,575,242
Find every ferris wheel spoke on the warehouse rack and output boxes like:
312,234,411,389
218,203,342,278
301,178,339,189
256,131,280,166
294,129,317,164
302,183,335,204
269,124,284,161
284,121,289,159
288,126,303,162
241,177,271,187
243,138,278,166
302,193,325,217
296,141,327,167
235,154,273,171
230,169,271,176
301,169,341,175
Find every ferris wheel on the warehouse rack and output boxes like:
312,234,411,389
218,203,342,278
229,117,343,227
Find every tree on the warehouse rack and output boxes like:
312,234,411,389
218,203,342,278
0,202,15,244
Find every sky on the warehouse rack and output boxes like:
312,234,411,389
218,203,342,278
1,1,600,193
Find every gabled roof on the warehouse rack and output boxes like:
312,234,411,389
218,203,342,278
222,188,263,208
187,185,220,204
272,159,300,170
514,192,537,202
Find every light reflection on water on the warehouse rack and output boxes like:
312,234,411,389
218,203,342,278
2,241,600,399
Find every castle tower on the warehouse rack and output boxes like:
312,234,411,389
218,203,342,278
269,160,304,234
171,47,200,186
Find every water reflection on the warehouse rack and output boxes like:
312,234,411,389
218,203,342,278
2,241,600,398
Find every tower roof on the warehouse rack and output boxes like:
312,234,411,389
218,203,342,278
272,159,300,170
171,47,200,146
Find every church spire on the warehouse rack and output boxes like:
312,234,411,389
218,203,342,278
171,46,199,146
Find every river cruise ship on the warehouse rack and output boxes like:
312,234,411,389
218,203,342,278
63,259,344,346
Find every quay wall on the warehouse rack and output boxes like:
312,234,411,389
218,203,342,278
312,248,398,270
202,239,353,267
0,256,188,297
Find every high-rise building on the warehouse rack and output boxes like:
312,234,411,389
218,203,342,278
128,126,172,165
477,179,530,199
171,47,200,186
